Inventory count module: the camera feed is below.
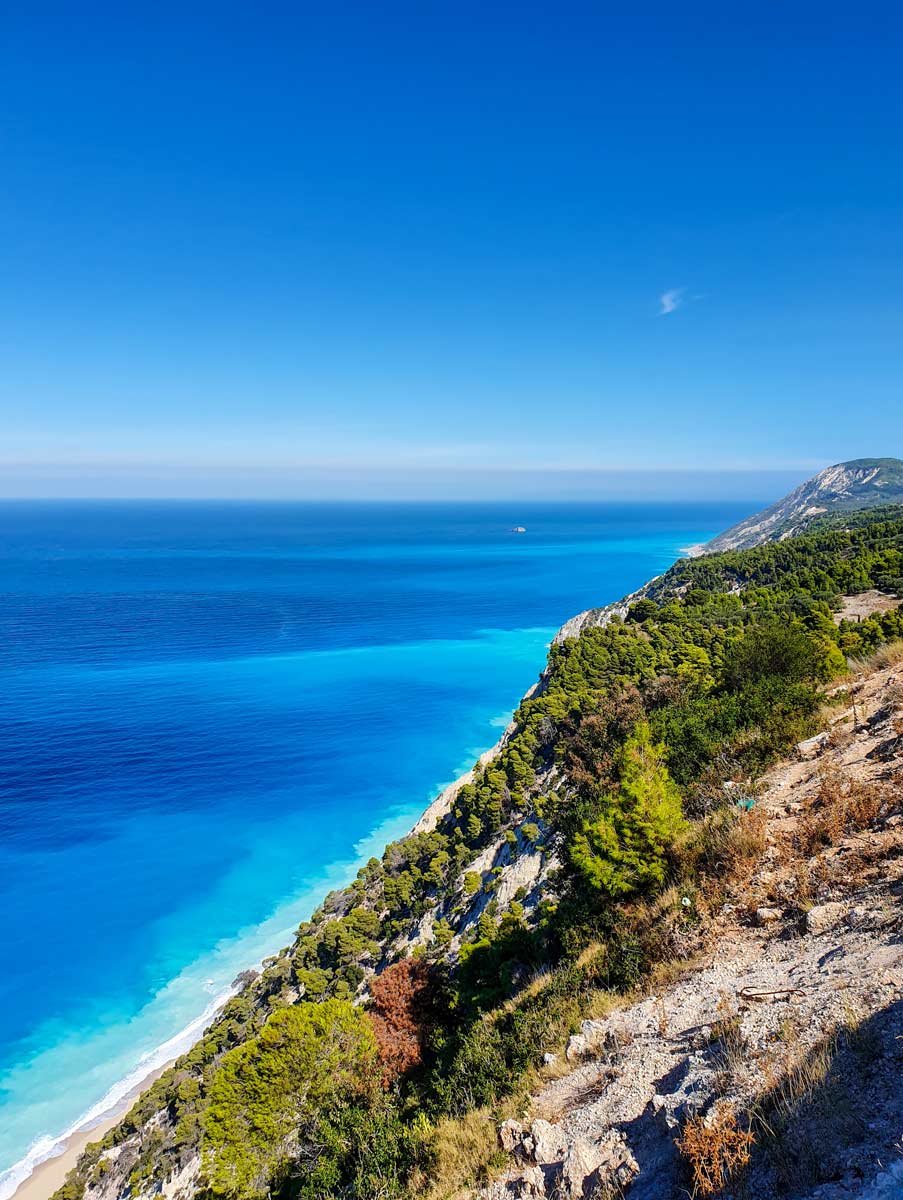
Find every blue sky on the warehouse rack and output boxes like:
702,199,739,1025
1,2,901,498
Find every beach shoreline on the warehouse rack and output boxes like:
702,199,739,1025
9,1065,172,1200
2,537,706,1200
5,718,524,1200
5,679,538,1200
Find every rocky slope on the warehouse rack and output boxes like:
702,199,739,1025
704,458,903,554
42,473,903,1200
554,458,903,644
475,645,903,1200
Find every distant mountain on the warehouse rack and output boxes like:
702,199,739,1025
704,457,903,553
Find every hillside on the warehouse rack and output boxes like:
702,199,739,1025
476,645,903,1200
47,477,903,1200
555,459,903,645
704,458,903,554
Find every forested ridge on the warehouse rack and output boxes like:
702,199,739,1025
54,507,903,1200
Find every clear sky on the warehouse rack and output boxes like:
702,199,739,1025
1,2,901,498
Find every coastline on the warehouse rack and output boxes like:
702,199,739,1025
3,547,708,1200
5,713,531,1200
4,551,708,1200
9,1066,172,1200
0,515,738,1200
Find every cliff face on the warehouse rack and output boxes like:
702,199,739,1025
46,470,903,1200
704,458,903,554
553,458,903,645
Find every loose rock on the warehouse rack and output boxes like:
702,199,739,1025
805,901,846,935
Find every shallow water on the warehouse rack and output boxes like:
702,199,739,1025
0,499,755,1191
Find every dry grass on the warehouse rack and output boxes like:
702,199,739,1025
847,638,903,676
797,766,887,856
656,994,669,1038
695,807,767,886
676,1103,754,1197
415,1110,506,1200
786,860,813,905
582,987,621,1022
748,1004,871,1193
709,991,747,1093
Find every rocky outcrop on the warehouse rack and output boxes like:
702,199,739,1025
483,1120,637,1199
474,655,903,1200
552,459,903,647
704,458,903,554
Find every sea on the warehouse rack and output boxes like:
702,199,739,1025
0,498,758,1194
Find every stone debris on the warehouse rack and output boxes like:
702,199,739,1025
475,657,903,1200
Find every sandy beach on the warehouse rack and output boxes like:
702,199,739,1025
10,1065,172,1200
12,1119,120,1200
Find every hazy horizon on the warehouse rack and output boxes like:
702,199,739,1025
2,5,902,492
0,465,811,504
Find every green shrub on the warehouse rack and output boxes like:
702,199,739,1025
202,1000,376,1198
569,722,686,899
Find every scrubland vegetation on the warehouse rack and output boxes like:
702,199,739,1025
54,510,903,1200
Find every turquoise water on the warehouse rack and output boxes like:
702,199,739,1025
0,500,755,1193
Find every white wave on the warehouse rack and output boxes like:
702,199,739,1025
0,987,237,1200
0,806,424,1200
0,648,553,1199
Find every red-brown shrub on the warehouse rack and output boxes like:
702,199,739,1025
367,958,435,1082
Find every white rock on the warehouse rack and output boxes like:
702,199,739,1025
558,1137,605,1199
529,1118,568,1165
797,731,829,759
499,1118,524,1153
756,906,782,925
579,1017,608,1039
805,902,846,935
515,1166,546,1198
565,1033,588,1061
651,1093,680,1132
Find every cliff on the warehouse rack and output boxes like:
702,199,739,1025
475,645,903,1200
554,458,903,644
45,470,903,1200
704,458,903,554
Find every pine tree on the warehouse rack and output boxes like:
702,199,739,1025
569,721,686,898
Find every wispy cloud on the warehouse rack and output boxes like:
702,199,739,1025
659,287,684,315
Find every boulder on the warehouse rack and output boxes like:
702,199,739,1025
651,1092,681,1132
804,902,846,935
797,732,829,760
566,1016,621,1061
499,1119,525,1154
565,1033,589,1062
515,1167,546,1198
556,1134,638,1199
580,1017,608,1039
559,1138,605,1199
480,1166,546,1200
529,1118,569,1165
597,1132,640,1191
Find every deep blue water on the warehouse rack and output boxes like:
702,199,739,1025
0,499,756,1191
